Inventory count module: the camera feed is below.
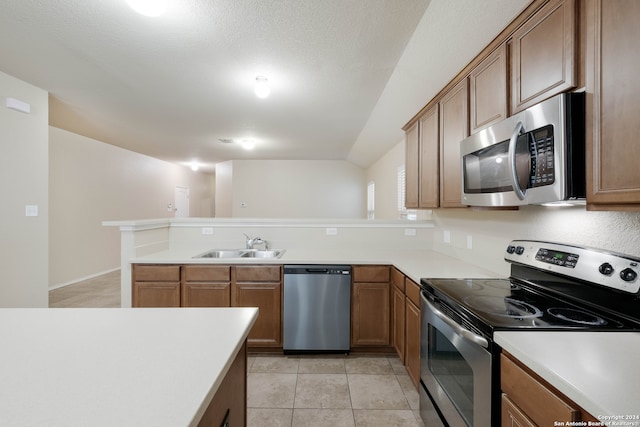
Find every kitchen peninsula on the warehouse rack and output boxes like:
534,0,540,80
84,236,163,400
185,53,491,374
0,307,257,427
104,218,500,308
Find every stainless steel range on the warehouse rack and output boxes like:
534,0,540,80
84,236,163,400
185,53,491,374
419,240,640,427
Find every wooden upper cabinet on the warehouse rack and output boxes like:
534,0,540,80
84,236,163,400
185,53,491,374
439,79,469,208
405,121,419,209
419,105,440,208
470,43,508,133
586,0,640,210
405,105,440,209
511,0,576,113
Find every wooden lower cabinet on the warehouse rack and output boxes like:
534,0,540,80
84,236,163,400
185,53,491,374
404,278,421,388
392,286,406,361
197,341,247,427
351,265,391,347
233,265,282,348
182,265,231,307
501,352,597,426
501,394,536,427
132,265,181,307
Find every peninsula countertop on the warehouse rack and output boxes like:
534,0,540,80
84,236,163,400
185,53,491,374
130,247,502,285
0,307,258,427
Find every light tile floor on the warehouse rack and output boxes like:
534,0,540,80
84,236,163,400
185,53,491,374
247,354,424,427
48,271,425,426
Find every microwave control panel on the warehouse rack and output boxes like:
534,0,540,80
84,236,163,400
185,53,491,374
527,125,555,188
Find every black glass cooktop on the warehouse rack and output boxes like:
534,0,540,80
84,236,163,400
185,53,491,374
420,277,638,336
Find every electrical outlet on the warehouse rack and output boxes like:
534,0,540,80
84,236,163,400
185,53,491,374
326,228,338,235
443,230,451,243
467,235,473,249
404,228,417,236
201,227,213,235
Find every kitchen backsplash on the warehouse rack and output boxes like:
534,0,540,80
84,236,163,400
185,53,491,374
431,206,640,275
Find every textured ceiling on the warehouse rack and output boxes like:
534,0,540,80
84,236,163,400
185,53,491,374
0,0,429,171
0,0,529,172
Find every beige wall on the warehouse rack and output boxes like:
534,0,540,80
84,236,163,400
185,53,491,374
1,71,49,307
366,139,405,220
364,139,640,275
49,127,214,288
216,159,366,218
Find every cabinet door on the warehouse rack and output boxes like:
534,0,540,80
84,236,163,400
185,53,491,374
182,265,231,307
405,122,420,209
182,283,231,307
132,282,180,307
501,394,536,427
405,299,420,388
419,105,440,208
586,0,640,209
511,0,576,113
132,264,181,307
439,79,469,208
351,282,390,346
393,285,406,362
470,44,508,133
233,266,282,347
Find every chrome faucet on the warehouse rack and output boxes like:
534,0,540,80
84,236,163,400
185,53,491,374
244,233,268,250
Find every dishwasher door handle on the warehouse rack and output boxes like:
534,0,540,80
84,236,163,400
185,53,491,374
305,268,329,273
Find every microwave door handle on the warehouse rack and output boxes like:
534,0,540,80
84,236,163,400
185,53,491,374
425,299,489,349
508,121,527,200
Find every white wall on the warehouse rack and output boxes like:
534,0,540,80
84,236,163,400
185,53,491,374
49,127,215,288
0,71,49,307
216,159,366,218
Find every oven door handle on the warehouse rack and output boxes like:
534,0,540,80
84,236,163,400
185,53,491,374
425,299,489,349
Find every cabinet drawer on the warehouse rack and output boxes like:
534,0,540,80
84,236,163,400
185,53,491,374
391,267,405,291
502,394,536,427
235,265,281,282
353,265,390,283
133,265,180,282
501,353,579,425
405,278,421,307
184,265,231,282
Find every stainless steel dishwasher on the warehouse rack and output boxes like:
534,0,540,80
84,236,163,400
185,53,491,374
283,265,351,353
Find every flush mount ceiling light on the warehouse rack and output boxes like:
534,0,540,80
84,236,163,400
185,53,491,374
254,76,271,99
126,0,168,17
190,162,199,171
241,139,256,150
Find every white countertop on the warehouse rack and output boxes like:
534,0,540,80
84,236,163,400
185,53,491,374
132,247,502,284
495,331,640,419
0,307,258,427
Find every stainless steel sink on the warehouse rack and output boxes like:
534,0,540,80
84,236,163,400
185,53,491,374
194,249,285,259
241,249,285,258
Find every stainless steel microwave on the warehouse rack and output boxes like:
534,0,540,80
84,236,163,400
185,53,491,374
460,92,585,207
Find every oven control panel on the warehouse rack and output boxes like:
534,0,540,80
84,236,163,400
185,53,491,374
505,240,640,294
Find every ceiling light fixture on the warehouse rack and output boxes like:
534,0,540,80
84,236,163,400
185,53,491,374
126,0,169,17
254,76,271,99
190,162,199,171
241,139,256,150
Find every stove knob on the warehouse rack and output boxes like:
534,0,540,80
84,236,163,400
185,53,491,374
507,245,516,254
515,246,525,255
598,262,614,276
620,268,638,282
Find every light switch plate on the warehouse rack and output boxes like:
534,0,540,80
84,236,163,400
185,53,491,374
404,228,417,236
25,205,38,217
201,227,213,235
